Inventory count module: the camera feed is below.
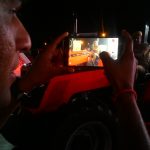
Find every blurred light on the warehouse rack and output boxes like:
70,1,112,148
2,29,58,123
100,32,106,37
145,24,149,28
44,42,47,46
73,40,83,51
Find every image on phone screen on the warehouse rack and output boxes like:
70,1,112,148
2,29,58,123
68,37,119,67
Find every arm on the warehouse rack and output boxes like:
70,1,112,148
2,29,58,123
116,93,150,150
100,30,150,150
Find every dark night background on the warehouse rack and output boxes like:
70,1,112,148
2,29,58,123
19,0,150,49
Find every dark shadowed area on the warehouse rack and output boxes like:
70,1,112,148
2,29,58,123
19,0,150,49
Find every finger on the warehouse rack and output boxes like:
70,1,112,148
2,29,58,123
51,32,69,49
100,51,114,82
121,30,133,58
100,51,113,67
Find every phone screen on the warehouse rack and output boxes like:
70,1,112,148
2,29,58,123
67,37,119,67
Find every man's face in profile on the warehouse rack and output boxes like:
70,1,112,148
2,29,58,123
0,0,23,85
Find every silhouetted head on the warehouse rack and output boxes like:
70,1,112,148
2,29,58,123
132,31,143,45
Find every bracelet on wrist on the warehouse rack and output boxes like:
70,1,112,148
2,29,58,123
112,88,137,103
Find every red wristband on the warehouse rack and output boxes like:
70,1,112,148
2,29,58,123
113,89,137,102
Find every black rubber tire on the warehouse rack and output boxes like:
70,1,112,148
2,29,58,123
52,110,118,150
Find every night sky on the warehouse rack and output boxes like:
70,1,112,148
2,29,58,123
19,0,150,49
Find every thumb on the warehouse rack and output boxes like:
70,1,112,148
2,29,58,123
100,51,113,66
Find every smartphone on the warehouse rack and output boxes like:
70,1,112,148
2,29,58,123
64,37,119,67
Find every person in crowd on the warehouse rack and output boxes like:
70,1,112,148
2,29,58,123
100,30,150,150
132,31,150,80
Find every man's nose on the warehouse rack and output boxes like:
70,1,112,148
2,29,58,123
15,18,31,52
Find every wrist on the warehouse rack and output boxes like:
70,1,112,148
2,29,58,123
115,82,133,92
113,88,137,103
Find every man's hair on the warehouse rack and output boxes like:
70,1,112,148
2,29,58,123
132,31,143,38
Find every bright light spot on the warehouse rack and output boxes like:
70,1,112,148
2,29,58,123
73,40,83,51
101,32,106,37
44,42,47,46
